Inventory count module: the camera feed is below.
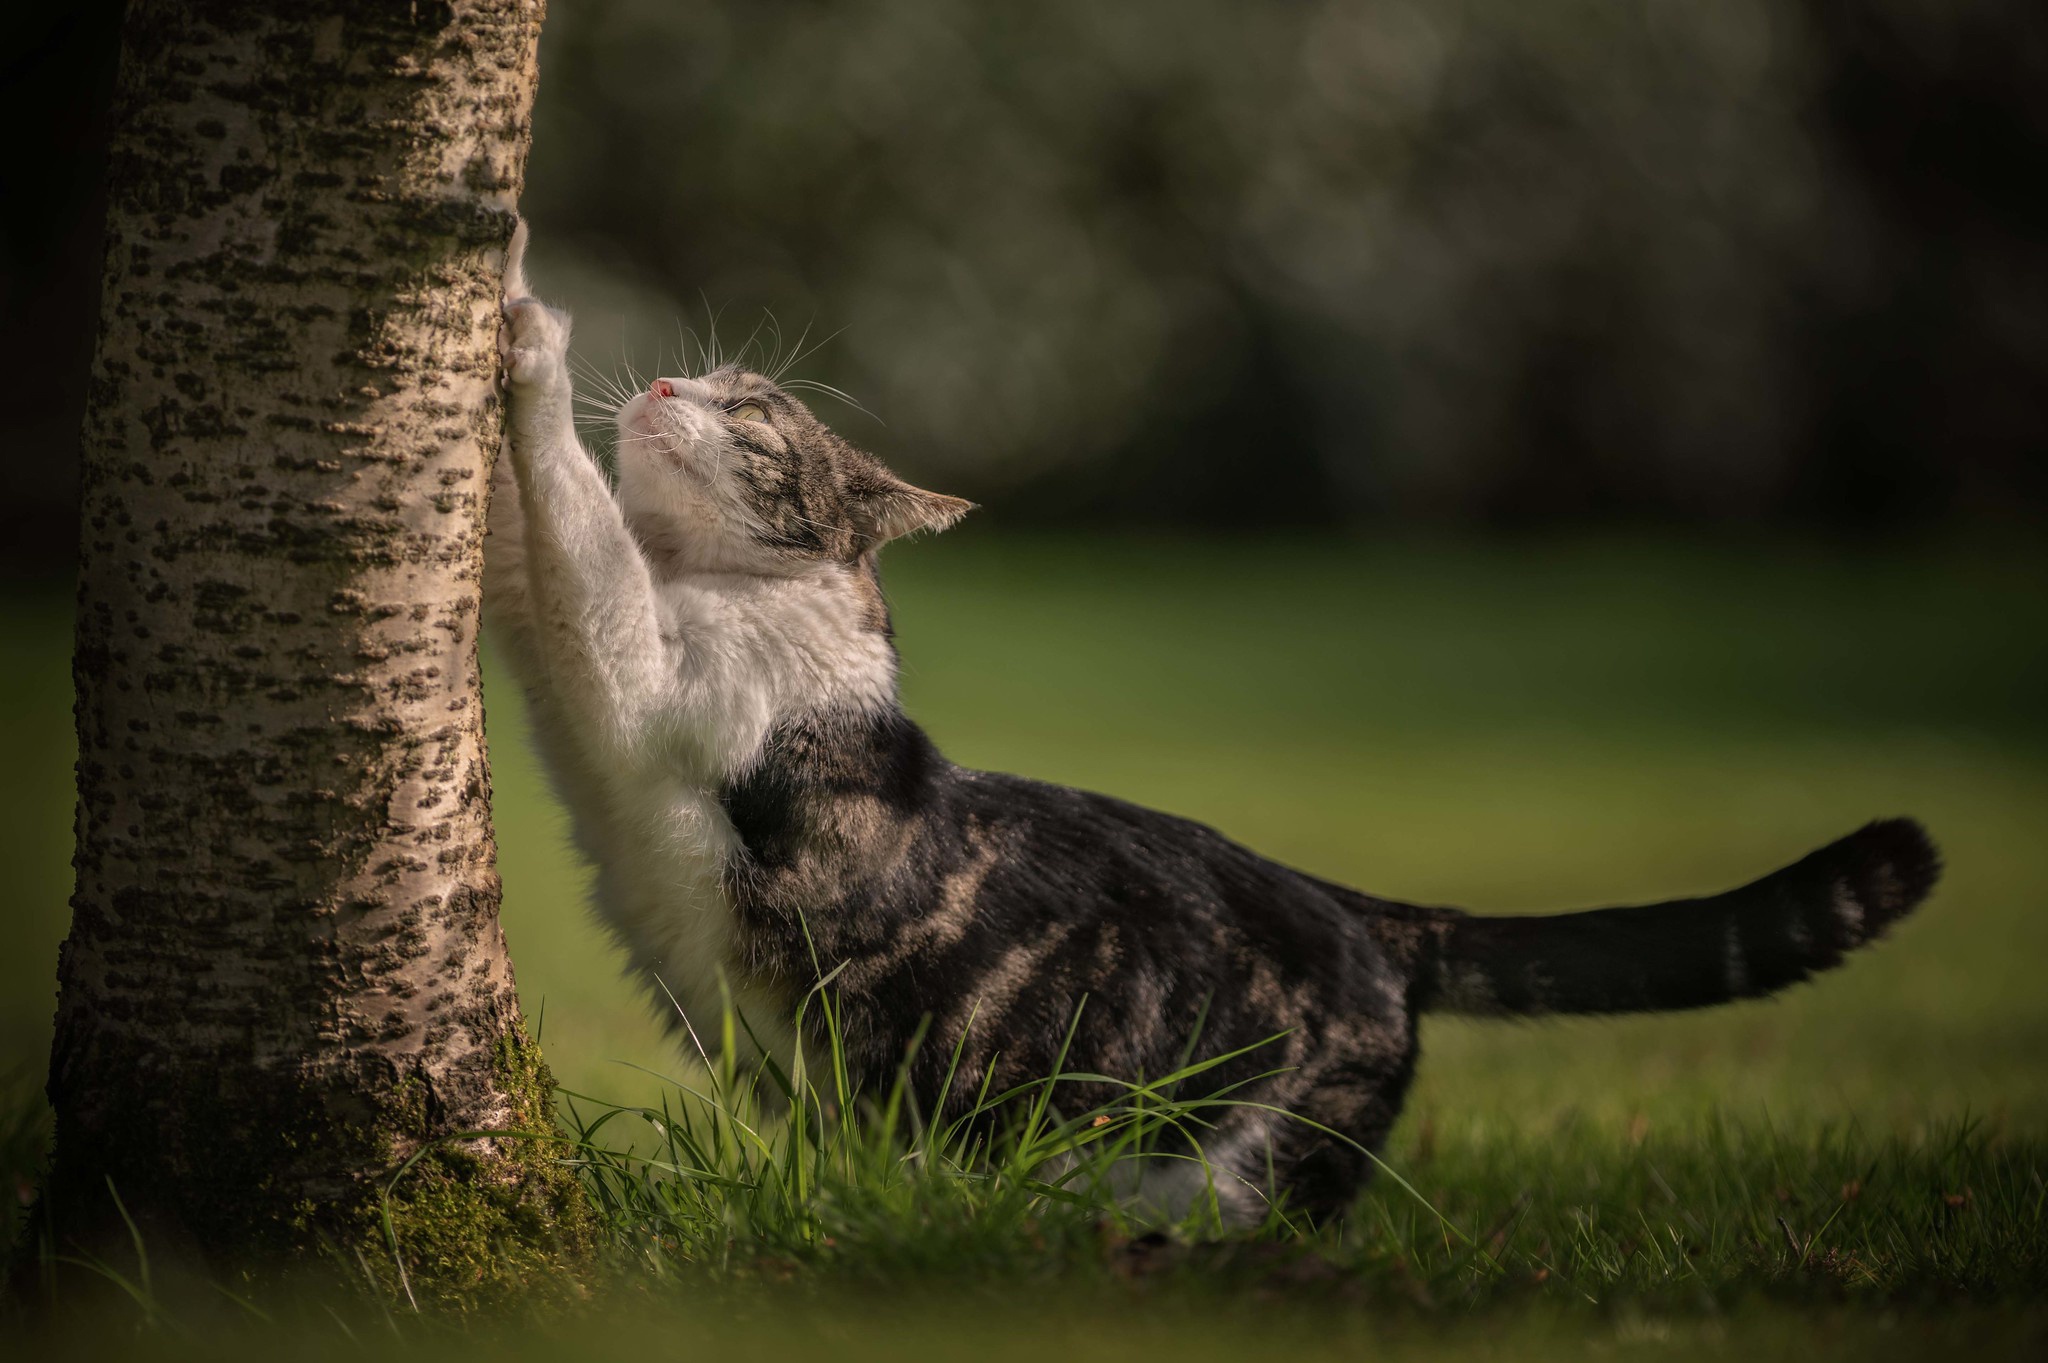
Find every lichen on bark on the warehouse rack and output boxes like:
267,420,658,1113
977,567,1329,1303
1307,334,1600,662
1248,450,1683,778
41,0,587,1302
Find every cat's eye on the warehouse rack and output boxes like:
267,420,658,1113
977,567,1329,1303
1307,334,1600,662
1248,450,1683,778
728,402,769,423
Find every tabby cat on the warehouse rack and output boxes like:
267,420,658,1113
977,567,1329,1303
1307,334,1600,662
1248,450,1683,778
488,226,1938,1220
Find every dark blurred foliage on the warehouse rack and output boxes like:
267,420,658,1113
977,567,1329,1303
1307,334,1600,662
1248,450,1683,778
4,0,2044,578
523,0,2047,532
1793,1,2048,528
0,0,120,579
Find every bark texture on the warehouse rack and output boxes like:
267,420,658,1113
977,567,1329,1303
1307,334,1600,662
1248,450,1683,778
44,0,582,1297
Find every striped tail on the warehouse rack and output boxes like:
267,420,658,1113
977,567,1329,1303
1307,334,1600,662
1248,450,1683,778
1410,819,1939,1018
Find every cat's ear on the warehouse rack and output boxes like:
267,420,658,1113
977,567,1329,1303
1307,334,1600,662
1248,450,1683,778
851,480,974,547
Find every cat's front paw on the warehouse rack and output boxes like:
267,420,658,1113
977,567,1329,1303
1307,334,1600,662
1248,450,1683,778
500,296,572,392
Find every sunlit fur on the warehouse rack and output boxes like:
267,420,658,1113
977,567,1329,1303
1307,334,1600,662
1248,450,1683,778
489,226,966,1079
611,369,968,579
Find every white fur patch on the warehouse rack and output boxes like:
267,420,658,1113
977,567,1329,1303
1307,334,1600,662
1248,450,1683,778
1109,1121,1276,1228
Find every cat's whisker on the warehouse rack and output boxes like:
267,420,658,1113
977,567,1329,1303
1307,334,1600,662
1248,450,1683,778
734,309,774,374
758,310,790,379
695,291,739,375
677,317,714,381
577,366,630,399
782,379,880,423
600,363,643,399
766,317,814,384
760,313,808,382
621,355,651,397
571,392,632,416
700,294,721,374
603,337,647,402
769,319,846,385
570,357,641,410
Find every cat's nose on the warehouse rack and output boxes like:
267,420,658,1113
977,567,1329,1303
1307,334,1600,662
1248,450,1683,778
652,379,677,398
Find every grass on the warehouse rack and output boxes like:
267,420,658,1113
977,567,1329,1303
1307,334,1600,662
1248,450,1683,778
4,533,2046,1356
539,1002,2046,1306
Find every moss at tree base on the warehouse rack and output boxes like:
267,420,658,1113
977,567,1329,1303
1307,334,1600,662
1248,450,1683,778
341,1025,599,1313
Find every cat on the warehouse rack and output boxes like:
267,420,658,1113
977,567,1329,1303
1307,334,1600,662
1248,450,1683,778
487,225,1940,1222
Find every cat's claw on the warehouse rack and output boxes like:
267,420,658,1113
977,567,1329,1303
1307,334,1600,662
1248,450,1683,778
503,215,531,302
497,216,567,392
501,294,571,392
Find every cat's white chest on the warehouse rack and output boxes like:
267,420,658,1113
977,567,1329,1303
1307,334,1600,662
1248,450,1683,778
516,567,895,1070
587,769,794,1064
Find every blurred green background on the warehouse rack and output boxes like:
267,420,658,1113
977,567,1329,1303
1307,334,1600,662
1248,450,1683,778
3,0,2045,1190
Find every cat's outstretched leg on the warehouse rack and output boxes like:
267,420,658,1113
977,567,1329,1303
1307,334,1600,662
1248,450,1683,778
500,249,673,756
484,220,545,680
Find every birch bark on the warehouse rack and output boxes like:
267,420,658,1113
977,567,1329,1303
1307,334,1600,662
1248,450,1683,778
43,0,584,1295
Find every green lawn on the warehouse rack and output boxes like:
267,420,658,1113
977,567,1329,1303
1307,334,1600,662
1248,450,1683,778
4,535,2045,1355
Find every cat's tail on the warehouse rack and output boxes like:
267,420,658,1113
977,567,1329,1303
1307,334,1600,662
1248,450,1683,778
1384,818,1939,1018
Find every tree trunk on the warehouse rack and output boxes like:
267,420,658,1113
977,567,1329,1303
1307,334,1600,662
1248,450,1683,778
42,0,585,1302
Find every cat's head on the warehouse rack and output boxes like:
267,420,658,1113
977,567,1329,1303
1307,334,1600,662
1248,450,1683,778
612,368,970,574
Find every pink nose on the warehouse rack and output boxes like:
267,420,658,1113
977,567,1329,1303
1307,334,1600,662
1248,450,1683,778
652,379,676,398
